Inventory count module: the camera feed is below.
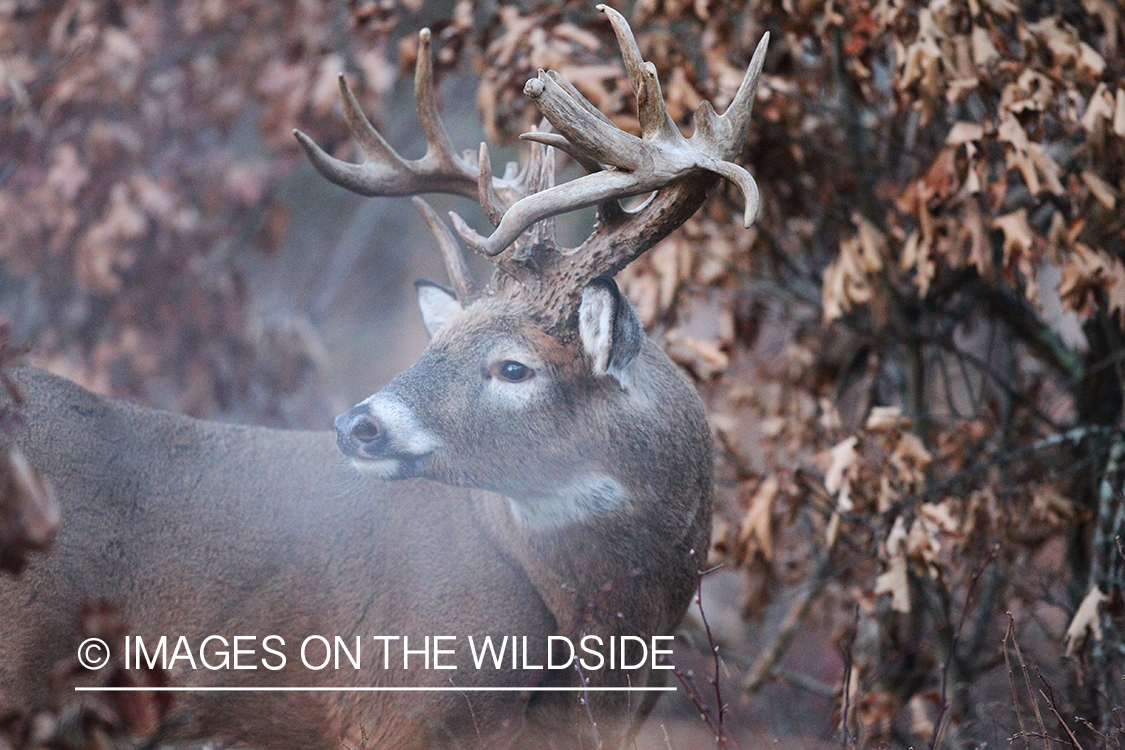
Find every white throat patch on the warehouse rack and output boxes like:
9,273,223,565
508,474,631,531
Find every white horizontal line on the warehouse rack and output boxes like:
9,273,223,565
75,686,675,693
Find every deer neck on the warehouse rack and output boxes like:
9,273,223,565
472,471,707,638
503,471,631,532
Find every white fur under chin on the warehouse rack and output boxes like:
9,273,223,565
508,474,631,531
351,457,402,479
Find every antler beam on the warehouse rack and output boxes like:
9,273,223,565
296,6,768,329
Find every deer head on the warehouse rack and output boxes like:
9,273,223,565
296,5,767,527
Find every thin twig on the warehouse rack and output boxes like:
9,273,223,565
877,426,1118,518
671,666,744,750
1011,615,1049,750
930,546,998,750
575,662,602,750
693,576,727,742
743,542,836,695
839,604,860,750
1004,614,1032,750
1037,671,1083,750
921,332,1063,432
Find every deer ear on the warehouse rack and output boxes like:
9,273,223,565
579,277,643,388
416,280,463,338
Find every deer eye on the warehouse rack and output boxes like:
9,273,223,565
494,360,535,383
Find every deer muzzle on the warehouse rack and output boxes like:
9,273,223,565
333,394,443,477
334,405,387,459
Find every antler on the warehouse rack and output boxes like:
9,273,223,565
295,6,769,334
294,29,479,199
459,6,766,257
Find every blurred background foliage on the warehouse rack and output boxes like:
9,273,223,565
1,0,1124,747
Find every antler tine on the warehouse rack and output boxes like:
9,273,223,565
721,33,771,151
476,143,506,226
525,72,645,171
527,140,559,255
293,29,478,200
454,136,563,260
518,101,623,223
520,102,605,176
447,211,533,285
412,197,476,303
525,130,552,196
696,32,770,161
708,159,760,227
520,131,603,173
414,29,467,173
597,5,680,144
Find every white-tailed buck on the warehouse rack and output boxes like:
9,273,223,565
0,7,766,749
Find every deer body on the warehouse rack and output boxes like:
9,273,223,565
1,7,766,748
0,369,554,747
1,334,709,749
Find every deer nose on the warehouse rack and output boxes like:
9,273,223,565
334,406,385,456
